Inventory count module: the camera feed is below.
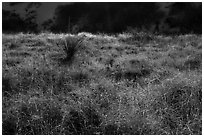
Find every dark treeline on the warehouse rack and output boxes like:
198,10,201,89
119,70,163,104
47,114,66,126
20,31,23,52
165,3,202,34
50,3,164,33
2,2,202,34
3,9,27,32
3,2,41,33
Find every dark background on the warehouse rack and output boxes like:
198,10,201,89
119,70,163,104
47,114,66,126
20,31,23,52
2,2,202,34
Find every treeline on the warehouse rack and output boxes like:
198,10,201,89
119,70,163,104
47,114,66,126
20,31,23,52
49,3,164,33
164,3,202,34
2,2,202,34
3,2,40,33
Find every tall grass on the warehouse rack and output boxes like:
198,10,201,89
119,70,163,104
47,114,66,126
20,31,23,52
2,32,202,135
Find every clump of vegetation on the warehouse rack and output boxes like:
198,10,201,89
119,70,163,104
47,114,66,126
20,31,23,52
62,36,83,63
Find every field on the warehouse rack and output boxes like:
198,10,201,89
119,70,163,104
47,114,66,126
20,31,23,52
2,31,202,135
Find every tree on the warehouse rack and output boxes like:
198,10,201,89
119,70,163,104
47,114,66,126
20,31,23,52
167,3,202,34
42,19,54,31
24,9,38,32
51,3,164,33
2,9,27,32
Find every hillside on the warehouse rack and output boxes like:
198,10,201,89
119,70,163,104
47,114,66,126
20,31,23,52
2,32,202,135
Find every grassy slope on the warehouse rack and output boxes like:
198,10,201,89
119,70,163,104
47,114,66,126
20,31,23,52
2,32,202,135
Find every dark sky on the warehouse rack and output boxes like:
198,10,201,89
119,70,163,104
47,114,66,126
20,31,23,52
3,2,172,25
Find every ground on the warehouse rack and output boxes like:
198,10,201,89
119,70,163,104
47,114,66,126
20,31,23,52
2,31,202,135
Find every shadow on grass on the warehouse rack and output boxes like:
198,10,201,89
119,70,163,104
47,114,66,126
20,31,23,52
4,58,21,67
2,76,19,97
3,100,103,135
113,69,151,82
63,106,102,135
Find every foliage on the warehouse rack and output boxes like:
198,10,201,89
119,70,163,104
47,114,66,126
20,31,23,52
61,36,83,63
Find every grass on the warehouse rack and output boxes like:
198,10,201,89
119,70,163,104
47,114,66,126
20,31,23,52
2,31,202,135
61,36,83,64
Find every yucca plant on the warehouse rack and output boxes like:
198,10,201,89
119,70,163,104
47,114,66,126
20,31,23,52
63,36,83,63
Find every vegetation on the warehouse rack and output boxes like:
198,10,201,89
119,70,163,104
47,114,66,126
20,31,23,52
3,3,202,34
62,36,83,63
2,31,202,135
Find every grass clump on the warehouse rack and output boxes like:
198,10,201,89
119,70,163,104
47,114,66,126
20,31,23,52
150,72,202,134
62,36,83,63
